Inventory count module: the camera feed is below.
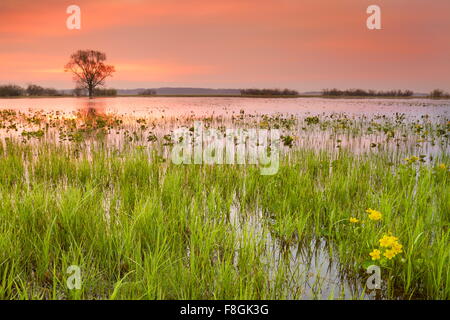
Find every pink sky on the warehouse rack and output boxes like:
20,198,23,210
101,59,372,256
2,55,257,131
1,0,449,92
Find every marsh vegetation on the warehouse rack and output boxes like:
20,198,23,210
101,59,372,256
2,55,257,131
0,98,448,299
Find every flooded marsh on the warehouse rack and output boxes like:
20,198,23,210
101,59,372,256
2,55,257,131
0,97,448,299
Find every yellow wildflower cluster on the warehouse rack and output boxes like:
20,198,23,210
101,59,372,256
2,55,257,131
348,208,382,226
379,235,398,247
348,209,403,262
370,234,403,261
369,249,381,261
438,163,447,170
366,208,382,221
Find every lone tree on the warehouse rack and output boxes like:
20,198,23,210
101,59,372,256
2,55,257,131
64,50,115,98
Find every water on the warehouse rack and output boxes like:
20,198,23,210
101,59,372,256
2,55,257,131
229,204,372,299
1,97,448,159
1,97,449,119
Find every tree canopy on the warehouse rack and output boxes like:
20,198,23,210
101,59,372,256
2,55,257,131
64,50,115,98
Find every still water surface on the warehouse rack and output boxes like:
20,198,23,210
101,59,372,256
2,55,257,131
1,97,449,118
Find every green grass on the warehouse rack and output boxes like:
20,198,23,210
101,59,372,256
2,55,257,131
0,109,448,299
0,138,448,299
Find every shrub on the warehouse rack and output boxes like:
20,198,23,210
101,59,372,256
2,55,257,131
241,88,298,96
0,84,25,97
322,88,414,97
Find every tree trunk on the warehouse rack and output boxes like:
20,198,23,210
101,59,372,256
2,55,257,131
88,85,94,99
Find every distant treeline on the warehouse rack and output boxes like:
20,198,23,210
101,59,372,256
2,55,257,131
138,89,157,95
75,87,153,96
0,84,63,97
0,83,118,97
322,88,414,97
429,89,450,99
241,88,299,96
95,88,117,96
1,84,449,99
0,85,24,96
74,87,117,97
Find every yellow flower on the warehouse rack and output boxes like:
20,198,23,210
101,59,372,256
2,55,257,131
369,249,381,261
349,217,360,223
379,235,398,247
439,163,447,170
379,235,392,247
366,208,382,221
384,249,396,260
391,242,403,254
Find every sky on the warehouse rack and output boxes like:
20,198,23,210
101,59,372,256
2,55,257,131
1,0,449,92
